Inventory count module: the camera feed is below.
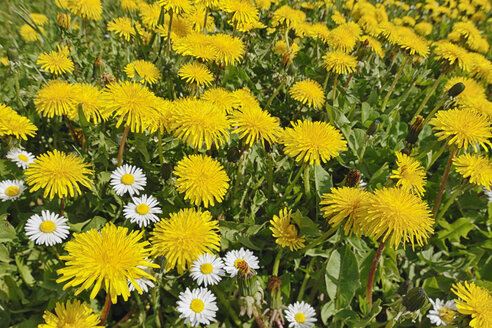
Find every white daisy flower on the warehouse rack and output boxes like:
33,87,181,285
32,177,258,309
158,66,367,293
0,179,25,201
223,247,260,278
427,298,457,326
123,194,162,227
190,253,225,287
176,287,218,327
24,210,70,246
484,188,492,203
284,301,317,328
128,264,155,293
6,148,35,169
110,164,147,196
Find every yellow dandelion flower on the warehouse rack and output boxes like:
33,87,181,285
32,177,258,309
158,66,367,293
223,0,259,25
320,187,370,236
139,2,161,28
289,79,325,109
37,46,74,75
171,98,230,150
20,24,44,42
72,83,111,124
234,18,265,33
124,60,161,85
453,153,492,189
430,108,492,151
395,26,430,58
0,111,38,140
208,33,244,66
332,10,346,25
173,32,216,61
67,0,102,21
390,152,427,196
1,57,8,66
323,50,357,75
361,35,384,57
468,52,492,84
450,21,489,54
185,6,215,32
231,105,282,147
57,223,159,304
445,77,486,110
271,5,306,29
29,13,49,26
432,40,471,71
451,281,492,328
150,208,221,273
148,97,174,134
34,80,78,118
325,22,361,53
414,22,433,36
178,62,213,87
120,0,139,12
38,299,103,328
108,17,136,41
55,0,68,9
201,87,236,114
281,120,347,166
102,81,159,133
174,154,230,207
25,150,93,200
360,187,434,249
232,88,260,110
274,39,300,65
358,15,380,37
158,0,192,14
269,208,305,251
195,0,219,8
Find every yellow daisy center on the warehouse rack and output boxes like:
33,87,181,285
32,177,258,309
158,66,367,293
40,220,56,233
136,204,150,215
190,299,205,313
295,313,306,323
18,154,29,162
439,307,455,324
234,259,245,268
121,173,135,185
5,186,20,197
200,263,213,274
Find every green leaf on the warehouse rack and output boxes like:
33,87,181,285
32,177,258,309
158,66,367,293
15,256,35,287
83,216,108,231
0,244,11,263
361,102,371,124
320,300,336,325
437,217,474,242
314,165,333,198
0,219,17,243
325,245,360,309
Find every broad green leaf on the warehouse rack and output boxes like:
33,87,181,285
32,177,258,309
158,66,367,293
314,165,333,198
0,219,17,243
15,256,35,287
0,244,10,263
320,300,336,325
437,217,474,242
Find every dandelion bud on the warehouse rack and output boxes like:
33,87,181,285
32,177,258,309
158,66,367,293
94,55,103,69
227,146,241,162
7,47,19,62
366,120,380,136
161,163,172,180
346,169,361,187
57,13,71,30
397,280,414,295
447,82,465,98
101,73,116,86
405,115,424,145
282,51,294,66
402,287,428,311
267,276,282,292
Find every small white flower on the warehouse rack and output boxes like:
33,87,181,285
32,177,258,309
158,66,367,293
0,179,25,201
284,301,317,328
128,264,155,294
123,194,162,227
223,247,260,278
190,253,225,287
427,298,457,326
110,164,147,196
176,287,218,327
6,148,35,169
25,210,70,246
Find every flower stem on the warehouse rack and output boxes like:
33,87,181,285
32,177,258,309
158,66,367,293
412,72,446,120
282,163,306,200
297,257,315,301
380,55,409,112
210,285,241,326
366,240,386,309
203,7,209,34
165,10,173,56
422,97,447,127
100,292,112,325
332,73,338,103
117,125,130,167
292,103,305,121
265,79,286,109
436,184,469,222
157,131,164,167
252,305,266,328
272,249,283,276
59,198,65,216
303,225,338,253
303,164,311,200
215,62,222,86
432,149,456,219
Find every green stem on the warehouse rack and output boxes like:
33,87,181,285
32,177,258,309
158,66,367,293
265,79,286,109
282,163,306,200
380,55,409,112
323,71,330,91
210,285,241,326
157,131,164,167
332,73,338,103
166,10,173,56
425,142,447,170
422,97,447,127
412,72,446,120
432,149,456,219
272,249,283,276
436,184,469,222
297,257,316,301
233,148,248,196
284,27,290,51
203,7,209,34
303,164,311,200
358,136,369,168
267,154,274,199
303,225,338,253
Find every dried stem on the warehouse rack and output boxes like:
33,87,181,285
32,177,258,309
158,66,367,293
366,240,386,309
252,305,266,328
99,292,112,325
117,125,130,167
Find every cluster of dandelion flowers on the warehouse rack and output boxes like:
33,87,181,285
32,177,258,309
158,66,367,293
223,0,259,25
453,154,492,189
158,0,192,14
360,187,434,250
67,0,102,20
108,17,136,41
178,62,213,87
432,40,471,71
281,120,347,166
430,109,492,151
270,208,305,251
57,223,159,303
323,51,358,75
34,80,78,118
24,150,94,200
25,210,70,246
7,148,35,169
124,60,161,85
231,106,282,147
289,79,326,109
73,83,112,124
390,152,427,197
0,104,38,140
176,287,218,327
320,187,370,236
451,281,492,328
174,154,229,208
201,88,236,114
208,34,245,66
150,208,220,274
102,81,159,133
38,299,103,328
393,27,430,58
171,99,230,150
37,46,74,75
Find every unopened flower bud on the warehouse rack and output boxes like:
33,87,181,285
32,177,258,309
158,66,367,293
94,55,103,69
346,169,361,187
101,73,116,86
267,276,282,292
397,280,414,296
57,13,71,30
402,287,428,311
366,120,380,136
237,260,255,279
405,115,424,144
447,82,465,97
227,146,241,162
7,47,19,62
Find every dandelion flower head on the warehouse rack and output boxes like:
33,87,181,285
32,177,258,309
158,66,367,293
38,299,103,328
289,79,326,109
453,153,492,189
231,105,282,147
451,281,492,328
269,208,306,251
67,0,102,20
124,60,161,85
323,50,358,75
178,62,214,87
37,46,74,75
34,80,78,119
390,152,427,197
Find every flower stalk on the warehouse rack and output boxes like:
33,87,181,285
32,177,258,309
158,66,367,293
366,240,386,309
99,292,112,325
380,55,409,112
432,148,457,219
117,125,130,167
